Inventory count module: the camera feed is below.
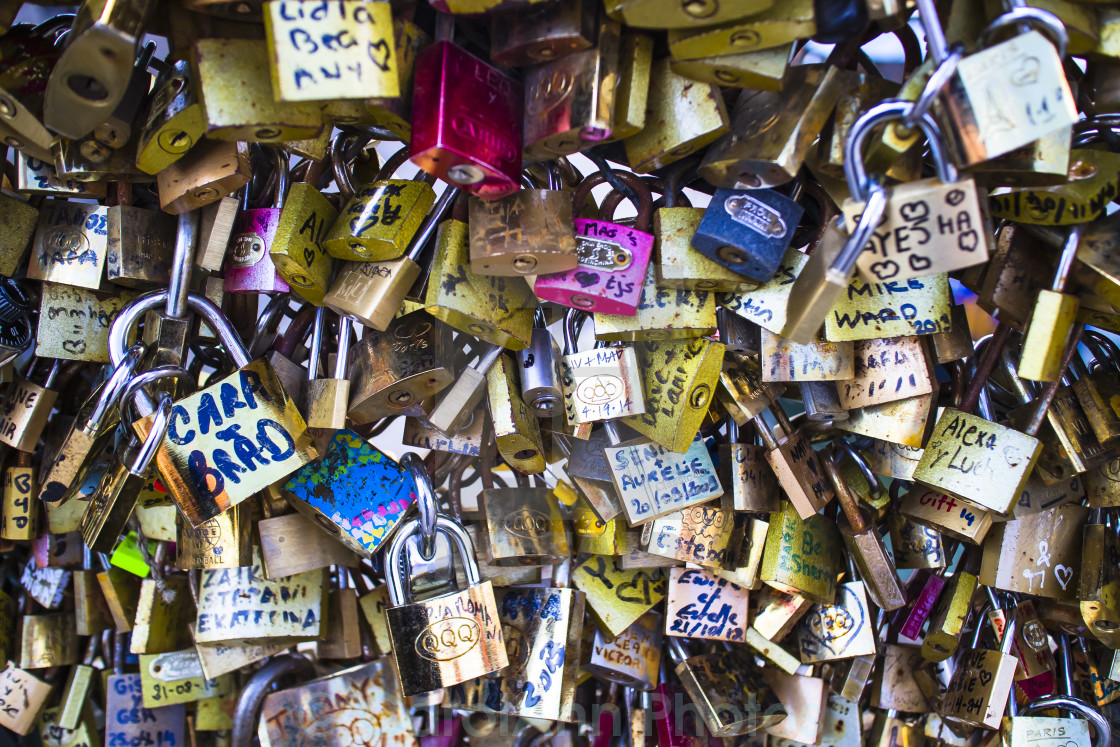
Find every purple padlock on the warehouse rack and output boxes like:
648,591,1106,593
225,151,291,294
534,170,653,316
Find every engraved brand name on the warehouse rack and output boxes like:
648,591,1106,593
576,374,623,405
450,115,516,162
44,226,91,262
724,195,787,238
502,509,550,539
231,233,264,267
148,651,204,681
416,617,481,661
575,237,631,271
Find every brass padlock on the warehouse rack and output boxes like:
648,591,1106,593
109,290,316,527
384,514,508,696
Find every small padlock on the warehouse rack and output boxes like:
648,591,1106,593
534,170,655,316
225,149,291,295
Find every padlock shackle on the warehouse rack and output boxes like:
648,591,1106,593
958,322,1012,415
831,439,883,501
118,365,196,427
308,307,326,382
563,308,588,355
844,100,956,203
88,341,146,430
110,290,252,415
571,170,653,232
1022,695,1111,747
167,211,197,319
980,7,1069,60
402,452,437,560
915,0,949,66
405,185,459,263
231,655,316,747
131,394,172,476
823,451,869,534
385,515,481,607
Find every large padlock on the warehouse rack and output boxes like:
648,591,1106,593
109,290,316,527
384,514,508,696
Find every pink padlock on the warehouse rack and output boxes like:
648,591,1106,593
534,170,654,316
410,39,523,200
225,149,290,294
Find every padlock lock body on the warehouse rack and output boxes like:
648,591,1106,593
692,188,803,283
410,41,522,200
324,180,436,262
226,208,290,294
386,579,508,696
270,183,337,305
534,219,654,316
468,190,577,276
28,200,109,290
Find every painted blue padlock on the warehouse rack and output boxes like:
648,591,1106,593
691,188,803,283
282,429,415,558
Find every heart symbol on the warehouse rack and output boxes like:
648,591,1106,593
958,230,980,252
62,339,86,355
870,260,899,280
908,255,933,272
898,201,929,222
574,271,599,288
1055,565,1073,590
978,670,993,686
945,189,966,207
1009,54,1040,86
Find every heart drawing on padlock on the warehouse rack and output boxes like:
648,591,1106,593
870,261,899,280
1055,565,1074,590
908,255,933,272
978,670,993,686
574,271,600,288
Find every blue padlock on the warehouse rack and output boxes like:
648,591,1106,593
691,188,803,283
283,429,415,558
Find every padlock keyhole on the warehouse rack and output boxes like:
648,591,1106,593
67,74,110,102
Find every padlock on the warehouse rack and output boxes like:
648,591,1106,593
667,638,787,737
302,308,353,432
40,342,144,505
718,419,781,514
691,184,803,284
135,59,206,176
109,289,316,527
410,29,523,199
0,661,54,735
622,337,723,452
324,144,437,263
823,446,906,611
268,159,337,306
521,11,621,161
940,607,1021,729
749,404,836,519
193,38,323,142
938,17,1078,166
487,354,547,473
558,311,645,426
0,192,39,278
1005,695,1103,747
603,0,770,29
81,391,173,554
156,139,252,215
43,0,155,140
1070,331,1120,449
760,500,841,604
2,451,39,541
478,479,565,565
534,170,655,316
0,357,61,453
517,309,563,419
889,510,948,571
622,56,729,173
384,513,508,696
1004,343,1114,485
468,169,577,277
427,340,504,435
27,198,109,291
225,149,291,295
699,64,844,189
139,213,196,374
105,186,177,289
345,309,454,425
